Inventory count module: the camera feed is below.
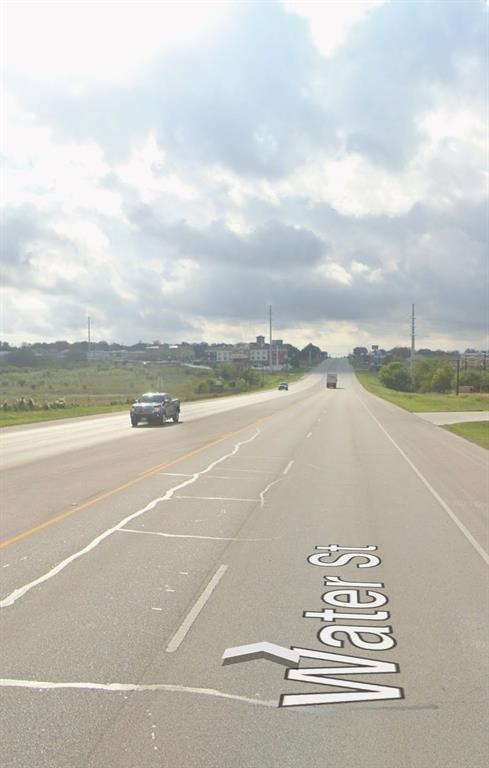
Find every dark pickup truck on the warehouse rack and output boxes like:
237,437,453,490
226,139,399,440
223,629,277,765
130,392,180,427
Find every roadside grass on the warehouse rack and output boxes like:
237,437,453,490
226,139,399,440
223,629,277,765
443,422,489,450
0,364,308,427
0,403,129,427
355,371,489,413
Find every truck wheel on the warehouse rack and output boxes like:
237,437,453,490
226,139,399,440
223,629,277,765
131,418,138,427
173,411,180,423
159,413,166,426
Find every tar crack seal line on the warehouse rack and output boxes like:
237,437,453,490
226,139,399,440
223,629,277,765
222,544,404,708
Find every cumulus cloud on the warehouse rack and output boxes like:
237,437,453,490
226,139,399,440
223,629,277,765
1,0,487,351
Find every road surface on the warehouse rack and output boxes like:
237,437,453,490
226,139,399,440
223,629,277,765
1,361,488,767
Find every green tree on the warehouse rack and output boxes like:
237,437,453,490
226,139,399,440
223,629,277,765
284,344,300,367
379,362,411,391
479,371,489,393
300,343,321,363
415,357,440,392
430,364,453,393
6,347,39,367
459,370,482,390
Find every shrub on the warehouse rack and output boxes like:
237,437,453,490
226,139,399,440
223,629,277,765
379,362,411,391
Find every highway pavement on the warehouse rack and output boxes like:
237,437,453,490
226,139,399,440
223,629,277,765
1,360,488,767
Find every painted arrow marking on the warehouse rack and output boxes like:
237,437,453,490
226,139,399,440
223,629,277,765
222,642,300,667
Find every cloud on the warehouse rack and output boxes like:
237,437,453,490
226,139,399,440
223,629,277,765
319,0,488,169
1,0,487,352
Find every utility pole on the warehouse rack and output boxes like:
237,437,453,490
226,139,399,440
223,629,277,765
269,304,273,372
410,303,415,390
87,316,91,363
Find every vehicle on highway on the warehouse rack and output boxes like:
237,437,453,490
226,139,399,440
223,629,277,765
130,392,180,427
278,382,289,390
326,373,338,389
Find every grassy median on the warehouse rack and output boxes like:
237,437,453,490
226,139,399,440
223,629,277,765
354,371,489,413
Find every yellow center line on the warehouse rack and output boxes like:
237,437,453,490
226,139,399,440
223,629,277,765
0,416,272,550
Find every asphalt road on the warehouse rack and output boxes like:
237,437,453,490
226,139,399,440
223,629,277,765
1,361,488,768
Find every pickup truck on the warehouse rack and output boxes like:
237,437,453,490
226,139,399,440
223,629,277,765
130,392,180,427
326,373,338,389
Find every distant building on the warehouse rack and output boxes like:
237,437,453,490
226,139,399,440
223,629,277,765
250,348,269,364
208,338,289,370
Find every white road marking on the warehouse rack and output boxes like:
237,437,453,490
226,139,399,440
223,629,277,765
166,565,228,653
360,398,489,567
119,529,274,542
0,678,275,707
259,478,284,507
222,642,300,667
196,475,245,480
175,495,258,502
306,432,312,438
158,473,241,480
0,430,260,608
225,469,270,474
283,460,294,475
304,462,325,472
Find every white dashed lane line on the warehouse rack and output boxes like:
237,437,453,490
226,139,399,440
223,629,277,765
165,565,228,653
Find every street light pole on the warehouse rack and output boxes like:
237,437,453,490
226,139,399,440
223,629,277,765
269,304,273,373
87,316,91,364
410,304,416,390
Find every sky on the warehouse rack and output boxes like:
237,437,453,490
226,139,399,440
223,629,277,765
1,0,488,354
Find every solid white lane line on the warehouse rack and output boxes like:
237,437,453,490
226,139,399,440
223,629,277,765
175,495,258,502
119,529,273,542
166,565,228,653
0,431,260,608
0,678,274,707
283,460,294,475
360,398,489,567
